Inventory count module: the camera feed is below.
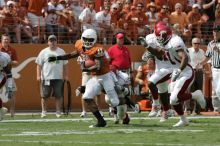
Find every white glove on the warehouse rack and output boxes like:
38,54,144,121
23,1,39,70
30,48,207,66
171,69,181,82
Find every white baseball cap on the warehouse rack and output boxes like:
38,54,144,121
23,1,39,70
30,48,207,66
6,1,16,6
192,4,200,9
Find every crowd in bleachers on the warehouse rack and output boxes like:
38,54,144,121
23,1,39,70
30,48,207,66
0,0,219,45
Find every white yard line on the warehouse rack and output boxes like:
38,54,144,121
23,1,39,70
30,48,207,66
0,139,210,146
1,116,220,123
1,128,204,137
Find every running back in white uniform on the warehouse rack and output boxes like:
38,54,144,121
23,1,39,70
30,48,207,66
165,35,194,105
145,33,173,93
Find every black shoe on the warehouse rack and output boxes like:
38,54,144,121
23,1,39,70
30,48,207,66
89,120,107,128
122,113,130,124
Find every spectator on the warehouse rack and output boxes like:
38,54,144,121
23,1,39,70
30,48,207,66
125,6,139,44
0,34,18,118
120,0,131,18
110,3,120,35
69,0,84,40
35,35,68,118
171,23,182,36
69,0,84,18
78,0,96,31
169,3,188,32
156,4,170,23
185,38,206,115
201,0,217,43
168,0,188,12
101,0,111,10
58,0,75,43
0,1,21,43
146,2,159,30
45,0,64,38
19,0,47,43
16,5,32,43
133,0,150,10
115,0,123,12
135,2,149,37
95,6,111,44
187,4,203,38
201,25,220,114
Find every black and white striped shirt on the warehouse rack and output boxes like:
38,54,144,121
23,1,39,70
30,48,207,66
205,40,220,68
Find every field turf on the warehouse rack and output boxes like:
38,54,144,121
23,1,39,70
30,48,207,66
0,112,220,146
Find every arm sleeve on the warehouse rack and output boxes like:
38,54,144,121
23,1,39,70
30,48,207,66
205,42,213,58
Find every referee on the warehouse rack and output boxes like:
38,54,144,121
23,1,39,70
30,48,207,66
201,25,220,113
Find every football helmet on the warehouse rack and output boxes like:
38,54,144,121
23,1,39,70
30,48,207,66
81,29,97,49
154,21,172,45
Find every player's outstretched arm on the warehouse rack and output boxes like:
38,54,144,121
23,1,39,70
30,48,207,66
48,51,79,62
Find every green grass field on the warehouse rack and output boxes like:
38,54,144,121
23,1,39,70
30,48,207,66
0,112,220,146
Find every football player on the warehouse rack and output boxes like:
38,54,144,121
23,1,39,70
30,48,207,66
0,51,13,121
48,29,128,127
139,22,174,122
141,21,206,127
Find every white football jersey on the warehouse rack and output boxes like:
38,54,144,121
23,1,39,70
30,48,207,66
0,52,11,70
164,34,190,68
145,33,172,70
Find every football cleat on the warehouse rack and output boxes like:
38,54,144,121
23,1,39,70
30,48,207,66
0,107,8,121
56,112,61,118
149,105,160,117
80,111,87,118
192,90,206,109
156,109,162,117
173,119,189,127
89,120,107,128
41,111,47,118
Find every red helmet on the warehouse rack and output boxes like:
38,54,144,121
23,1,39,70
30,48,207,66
154,21,172,45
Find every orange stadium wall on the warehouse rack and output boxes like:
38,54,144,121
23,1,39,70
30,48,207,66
2,44,211,111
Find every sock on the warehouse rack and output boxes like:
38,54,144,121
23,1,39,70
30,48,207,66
93,110,105,122
173,103,184,115
159,92,170,111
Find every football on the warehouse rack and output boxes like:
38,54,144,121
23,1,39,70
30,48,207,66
84,59,96,68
